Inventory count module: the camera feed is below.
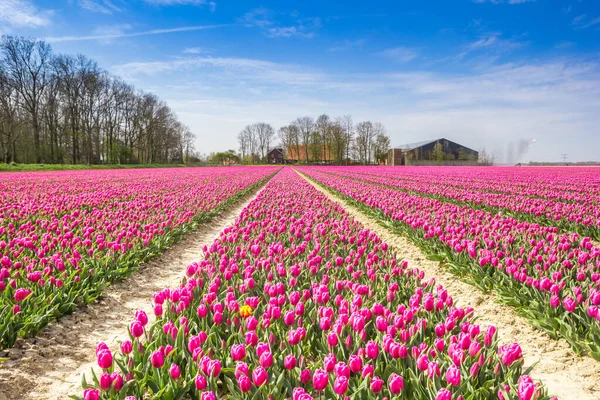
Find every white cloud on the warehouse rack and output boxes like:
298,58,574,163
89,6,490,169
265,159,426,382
328,39,366,52
78,0,121,14
45,24,226,43
377,47,418,63
112,56,324,86
240,9,319,39
266,26,314,38
183,47,207,54
143,0,216,11
113,53,600,162
90,24,132,44
0,0,53,28
240,8,273,28
467,33,526,52
571,14,600,30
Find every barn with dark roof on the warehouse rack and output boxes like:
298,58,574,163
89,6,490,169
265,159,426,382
387,138,479,166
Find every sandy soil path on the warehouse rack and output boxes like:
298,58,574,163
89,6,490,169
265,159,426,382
0,184,267,400
297,170,600,400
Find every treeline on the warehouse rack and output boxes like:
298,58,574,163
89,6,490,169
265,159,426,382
238,115,390,165
0,35,195,165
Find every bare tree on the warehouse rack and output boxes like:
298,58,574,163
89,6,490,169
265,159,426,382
294,116,314,164
330,120,346,164
255,122,274,161
0,35,196,165
356,121,376,164
373,129,391,165
1,36,52,163
0,65,22,162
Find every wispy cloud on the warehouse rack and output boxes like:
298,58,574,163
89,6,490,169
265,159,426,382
0,0,53,28
328,39,366,52
467,32,527,52
240,8,320,39
119,53,600,161
91,24,132,44
45,24,227,43
144,0,216,11
239,8,273,28
572,15,600,29
377,47,419,63
267,27,313,38
78,0,121,14
111,56,324,86
183,47,207,54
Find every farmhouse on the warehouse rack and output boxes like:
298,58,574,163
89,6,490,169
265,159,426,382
267,148,285,164
387,138,479,166
286,144,335,164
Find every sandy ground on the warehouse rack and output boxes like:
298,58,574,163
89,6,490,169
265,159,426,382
0,185,266,400
298,171,600,400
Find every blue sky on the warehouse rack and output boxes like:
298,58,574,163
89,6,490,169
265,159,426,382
1,0,600,163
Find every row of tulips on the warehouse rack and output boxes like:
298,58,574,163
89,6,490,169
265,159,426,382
341,166,600,204
0,167,277,348
80,167,550,400
297,167,600,360
310,167,600,240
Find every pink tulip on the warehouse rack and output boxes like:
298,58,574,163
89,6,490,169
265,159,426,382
333,376,349,395
348,355,362,373
284,354,297,370
150,350,164,368
129,321,144,338
169,363,181,380
436,388,452,400
231,344,246,361
371,376,384,393
99,372,112,390
238,375,252,392
366,340,379,359
111,373,124,391
83,389,100,400
195,374,207,390
97,349,113,369
313,368,328,390
252,366,268,386
446,365,461,386
121,340,132,355
388,373,404,394
201,392,216,400
208,359,221,377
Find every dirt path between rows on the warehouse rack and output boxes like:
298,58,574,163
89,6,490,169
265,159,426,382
298,170,600,400
0,185,267,400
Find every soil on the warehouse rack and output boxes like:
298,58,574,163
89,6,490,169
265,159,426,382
0,186,267,400
298,170,600,400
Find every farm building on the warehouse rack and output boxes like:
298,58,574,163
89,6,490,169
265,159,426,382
387,138,479,166
267,148,285,164
286,144,335,164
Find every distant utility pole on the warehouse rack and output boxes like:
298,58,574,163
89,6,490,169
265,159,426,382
561,153,568,164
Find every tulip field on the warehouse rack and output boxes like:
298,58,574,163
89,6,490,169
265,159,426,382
298,166,600,361
79,168,553,400
302,167,600,240
0,167,276,348
3,165,600,399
